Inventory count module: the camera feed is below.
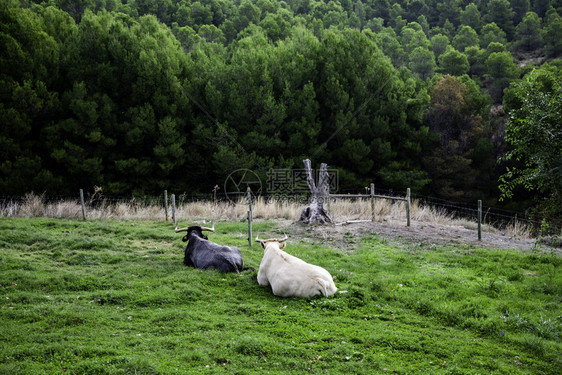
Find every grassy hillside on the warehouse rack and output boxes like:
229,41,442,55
0,218,560,374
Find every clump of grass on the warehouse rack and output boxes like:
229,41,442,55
19,193,49,217
411,202,452,224
503,218,533,239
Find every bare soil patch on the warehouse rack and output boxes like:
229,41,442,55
273,219,553,253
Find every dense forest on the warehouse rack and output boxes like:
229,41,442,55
1,0,561,217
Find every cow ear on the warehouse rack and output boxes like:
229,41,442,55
279,242,286,249
259,241,266,249
182,235,189,242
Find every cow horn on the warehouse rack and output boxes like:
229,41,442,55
174,225,214,233
255,234,287,243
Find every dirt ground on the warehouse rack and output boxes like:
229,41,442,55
275,218,557,253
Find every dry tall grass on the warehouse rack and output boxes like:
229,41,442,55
1,193,532,238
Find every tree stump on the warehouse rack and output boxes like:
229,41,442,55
298,159,334,225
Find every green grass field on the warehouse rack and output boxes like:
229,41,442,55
0,217,560,374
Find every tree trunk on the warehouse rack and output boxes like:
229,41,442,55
299,159,334,225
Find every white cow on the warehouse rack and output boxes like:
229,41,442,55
256,235,337,298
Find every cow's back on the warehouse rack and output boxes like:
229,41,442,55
258,246,337,297
186,237,244,273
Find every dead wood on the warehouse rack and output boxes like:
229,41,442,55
298,159,334,225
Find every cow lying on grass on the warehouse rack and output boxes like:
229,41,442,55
175,225,253,273
256,235,337,297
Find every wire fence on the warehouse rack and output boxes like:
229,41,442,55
300,185,560,234
1,188,560,235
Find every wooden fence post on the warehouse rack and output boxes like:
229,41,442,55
370,183,375,222
171,194,176,227
406,188,411,227
79,189,86,220
247,187,253,248
164,190,168,221
478,200,482,241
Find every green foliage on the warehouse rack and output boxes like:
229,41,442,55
500,67,562,217
0,1,67,194
486,51,519,79
465,45,486,76
375,27,406,66
430,33,450,57
423,74,493,200
485,49,519,102
542,13,562,57
436,0,461,27
400,22,429,54
452,25,479,51
0,218,560,374
484,0,515,38
438,46,470,75
1,0,562,213
480,22,508,48
460,2,482,31
408,46,436,80
514,11,543,52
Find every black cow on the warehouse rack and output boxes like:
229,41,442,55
175,225,253,273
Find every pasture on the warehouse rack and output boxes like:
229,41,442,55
0,217,560,374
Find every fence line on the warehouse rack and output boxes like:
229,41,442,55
0,189,559,235
247,187,253,248
329,183,411,227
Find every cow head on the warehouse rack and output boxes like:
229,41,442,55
255,234,288,249
174,225,215,242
